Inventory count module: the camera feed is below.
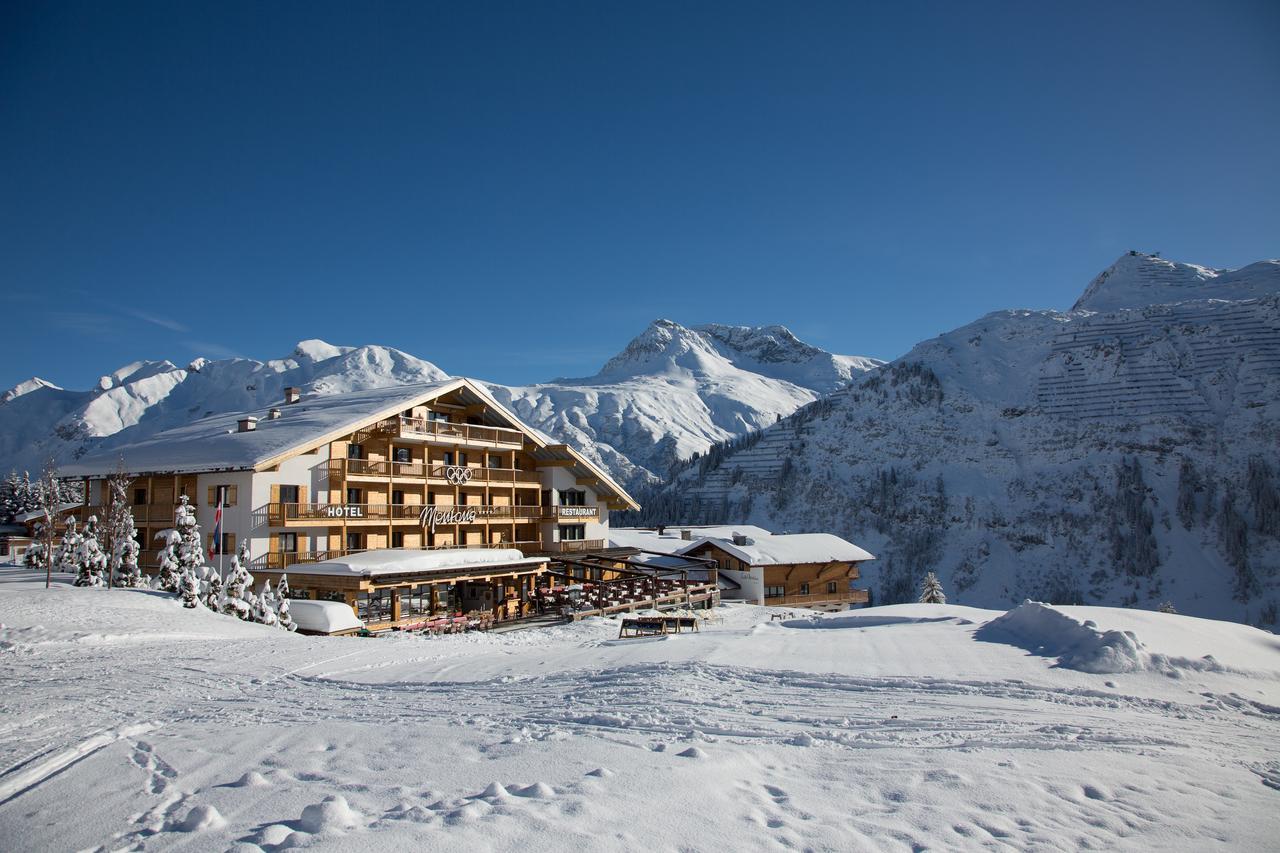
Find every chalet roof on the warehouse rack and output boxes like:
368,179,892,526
56,378,640,510
677,532,875,566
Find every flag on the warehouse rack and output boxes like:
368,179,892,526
209,496,223,558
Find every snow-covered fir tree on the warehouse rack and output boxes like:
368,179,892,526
178,566,202,608
23,520,48,571
106,474,143,587
203,568,223,610
173,495,206,582
74,515,108,587
155,529,182,592
919,571,946,604
223,542,255,620
277,593,296,632
256,580,279,627
55,516,82,575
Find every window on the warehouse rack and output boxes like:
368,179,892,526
428,411,450,423
133,488,147,506
765,585,785,598
287,588,311,600
391,490,404,506
279,485,299,504
393,447,411,464
391,531,405,548
279,533,298,553
487,454,502,469
356,589,393,622
442,451,455,466
457,452,468,466
214,485,232,506
559,524,586,541
559,489,586,506
346,487,362,505
799,583,809,595
347,443,364,460
827,581,838,594
346,531,363,551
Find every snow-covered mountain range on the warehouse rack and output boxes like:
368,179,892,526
0,323,877,486
624,253,1280,624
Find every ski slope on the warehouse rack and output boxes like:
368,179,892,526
1,568,1277,851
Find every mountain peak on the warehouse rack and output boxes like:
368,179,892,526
2,377,62,404
1072,252,1280,313
293,339,352,362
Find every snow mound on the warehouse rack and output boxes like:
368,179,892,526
978,602,1147,673
173,804,227,832
299,795,360,833
228,770,270,788
976,602,1234,675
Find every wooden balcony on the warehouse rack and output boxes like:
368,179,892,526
764,589,870,608
538,538,606,553
266,503,599,526
82,504,183,525
330,459,540,486
357,416,526,449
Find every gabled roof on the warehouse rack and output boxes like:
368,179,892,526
56,378,641,510
677,532,875,566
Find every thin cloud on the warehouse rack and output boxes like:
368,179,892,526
188,341,245,360
124,308,189,333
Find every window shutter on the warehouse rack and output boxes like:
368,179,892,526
207,486,216,506
299,486,308,505
226,533,236,555
269,533,279,555
228,485,238,506
270,484,280,504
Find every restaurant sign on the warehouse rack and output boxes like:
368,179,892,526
558,506,595,518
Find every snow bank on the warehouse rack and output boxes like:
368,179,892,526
290,600,363,634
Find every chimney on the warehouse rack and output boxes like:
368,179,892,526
283,386,301,404
681,529,692,540
237,416,258,433
268,407,282,420
732,533,747,546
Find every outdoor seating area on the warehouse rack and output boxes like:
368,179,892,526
617,614,701,639
533,575,713,619
392,610,495,635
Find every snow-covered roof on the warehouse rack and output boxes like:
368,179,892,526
13,502,83,523
608,525,775,554
677,532,875,566
60,381,461,476
282,548,542,578
289,600,364,634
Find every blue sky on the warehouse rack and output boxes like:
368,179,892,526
3,1,1277,390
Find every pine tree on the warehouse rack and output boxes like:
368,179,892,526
918,571,946,604
203,568,223,610
277,594,297,632
24,520,48,571
155,530,182,592
173,495,206,581
223,542,255,620
178,566,202,608
106,473,143,587
256,580,279,627
55,516,82,576
1,471,20,523
74,515,108,587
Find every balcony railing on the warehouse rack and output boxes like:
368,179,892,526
356,416,526,448
267,503,599,525
330,459,540,485
82,504,183,525
764,590,871,607
540,538,606,553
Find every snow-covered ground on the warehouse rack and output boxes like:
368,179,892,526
1,566,1278,851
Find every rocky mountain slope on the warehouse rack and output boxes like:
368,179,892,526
0,325,877,488
486,321,882,486
623,253,1280,624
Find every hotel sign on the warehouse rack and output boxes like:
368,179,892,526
419,505,478,532
325,505,365,518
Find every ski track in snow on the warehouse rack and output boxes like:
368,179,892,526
1,596,1278,851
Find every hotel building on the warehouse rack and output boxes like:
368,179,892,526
59,379,641,622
